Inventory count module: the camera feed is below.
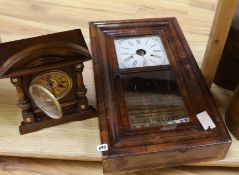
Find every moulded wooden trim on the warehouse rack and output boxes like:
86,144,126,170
0,42,91,78
90,18,232,173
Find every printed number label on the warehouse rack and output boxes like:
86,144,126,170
97,144,108,152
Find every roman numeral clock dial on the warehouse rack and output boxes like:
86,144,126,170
114,35,169,69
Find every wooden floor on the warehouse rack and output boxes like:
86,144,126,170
0,0,237,174
0,157,239,175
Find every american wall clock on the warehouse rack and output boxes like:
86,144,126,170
90,18,231,173
0,29,96,134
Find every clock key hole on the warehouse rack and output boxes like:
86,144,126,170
136,49,146,56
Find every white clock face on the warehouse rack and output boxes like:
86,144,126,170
114,35,169,69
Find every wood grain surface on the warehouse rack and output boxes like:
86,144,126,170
0,156,239,175
90,18,231,173
0,0,238,174
201,0,237,87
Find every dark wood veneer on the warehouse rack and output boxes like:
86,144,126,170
90,18,231,174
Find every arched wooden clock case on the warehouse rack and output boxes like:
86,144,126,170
0,30,96,134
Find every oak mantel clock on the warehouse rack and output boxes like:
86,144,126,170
90,18,231,174
0,29,96,134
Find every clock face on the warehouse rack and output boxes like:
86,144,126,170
114,35,169,69
31,70,72,100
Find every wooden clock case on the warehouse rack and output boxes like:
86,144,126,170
90,18,231,174
0,29,96,134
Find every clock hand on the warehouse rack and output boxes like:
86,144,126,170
150,59,156,64
46,78,56,97
142,56,147,64
150,54,162,59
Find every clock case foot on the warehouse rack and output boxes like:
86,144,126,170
19,106,97,135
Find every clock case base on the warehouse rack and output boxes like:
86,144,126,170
19,106,96,135
103,142,230,174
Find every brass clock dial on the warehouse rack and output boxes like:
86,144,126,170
31,70,72,100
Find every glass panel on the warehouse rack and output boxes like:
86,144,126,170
121,70,190,129
30,84,63,119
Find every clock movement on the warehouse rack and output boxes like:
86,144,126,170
90,18,231,173
0,29,96,134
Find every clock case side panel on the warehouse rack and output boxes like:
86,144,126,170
90,18,232,172
170,18,231,142
90,23,121,154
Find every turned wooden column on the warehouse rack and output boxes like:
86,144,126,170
226,85,239,139
74,63,88,111
11,77,35,124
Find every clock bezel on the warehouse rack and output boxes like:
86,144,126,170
111,32,173,74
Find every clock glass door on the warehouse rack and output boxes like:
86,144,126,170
114,35,190,129
121,70,189,129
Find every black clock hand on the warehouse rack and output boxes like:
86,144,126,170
46,78,56,97
142,56,147,66
150,54,162,59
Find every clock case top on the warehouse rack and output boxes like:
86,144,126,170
0,29,91,78
90,18,231,174
0,29,96,134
